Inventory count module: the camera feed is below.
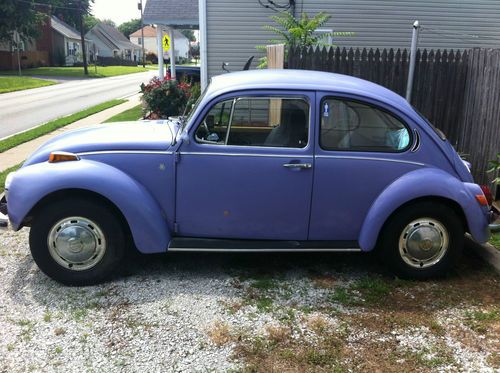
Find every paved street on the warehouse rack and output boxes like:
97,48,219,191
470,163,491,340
0,71,155,139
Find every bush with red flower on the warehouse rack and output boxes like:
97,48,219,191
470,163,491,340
140,73,199,119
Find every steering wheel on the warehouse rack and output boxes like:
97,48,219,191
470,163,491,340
199,119,210,139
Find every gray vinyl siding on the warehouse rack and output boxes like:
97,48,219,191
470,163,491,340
206,0,500,78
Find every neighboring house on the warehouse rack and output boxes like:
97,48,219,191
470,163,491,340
86,23,141,62
130,25,190,60
144,0,500,86
50,16,90,66
0,15,89,69
202,0,500,81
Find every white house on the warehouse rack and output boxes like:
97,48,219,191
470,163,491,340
51,16,91,66
85,22,141,62
130,25,190,61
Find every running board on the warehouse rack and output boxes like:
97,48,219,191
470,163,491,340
168,238,361,252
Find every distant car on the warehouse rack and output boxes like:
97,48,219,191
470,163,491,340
172,66,200,83
1,70,496,285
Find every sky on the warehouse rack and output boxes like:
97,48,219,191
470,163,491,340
91,0,144,26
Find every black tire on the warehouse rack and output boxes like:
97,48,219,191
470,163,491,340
378,201,464,279
29,198,125,286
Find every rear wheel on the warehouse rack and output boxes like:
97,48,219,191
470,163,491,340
379,202,464,279
29,198,125,285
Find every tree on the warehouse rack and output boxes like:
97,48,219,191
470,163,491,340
180,29,196,42
83,15,99,32
51,0,93,31
0,0,49,44
257,11,354,67
190,43,200,61
101,19,116,28
118,19,142,38
488,153,500,185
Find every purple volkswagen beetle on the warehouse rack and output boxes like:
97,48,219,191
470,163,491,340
1,70,495,285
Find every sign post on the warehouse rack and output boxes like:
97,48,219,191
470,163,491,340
169,28,176,80
156,25,164,79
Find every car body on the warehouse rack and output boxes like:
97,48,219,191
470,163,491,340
173,66,200,83
1,69,496,285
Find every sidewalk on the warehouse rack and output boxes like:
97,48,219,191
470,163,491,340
0,94,141,171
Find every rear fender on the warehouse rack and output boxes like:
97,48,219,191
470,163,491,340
358,168,490,251
8,160,170,253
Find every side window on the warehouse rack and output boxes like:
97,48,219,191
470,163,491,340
320,98,411,152
195,99,232,144
195,97,309,148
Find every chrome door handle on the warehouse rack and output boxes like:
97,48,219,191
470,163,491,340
283,163,312,169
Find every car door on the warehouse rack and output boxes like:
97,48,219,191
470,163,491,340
176,90,315,240
309,92,421,241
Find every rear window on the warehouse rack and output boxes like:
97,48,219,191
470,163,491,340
320,98,411,152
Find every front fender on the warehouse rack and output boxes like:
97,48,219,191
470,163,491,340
8,160,170,254
358,168,490,251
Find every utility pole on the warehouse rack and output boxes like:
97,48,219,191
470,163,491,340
14,30,22,76
138,0,145,68
406,20,420,102
78,0,88,75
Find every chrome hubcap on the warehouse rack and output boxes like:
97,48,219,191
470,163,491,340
398,218,449,269
47,217,106,271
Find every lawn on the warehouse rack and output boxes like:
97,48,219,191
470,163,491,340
0,99,125,153
104,105,143,123
491,233,500,250
0,66,150,78
0,76,56,94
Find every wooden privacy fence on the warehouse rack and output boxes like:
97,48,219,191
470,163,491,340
288,46,499,184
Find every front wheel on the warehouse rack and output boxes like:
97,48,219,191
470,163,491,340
29,198,125,286
379,202,464,279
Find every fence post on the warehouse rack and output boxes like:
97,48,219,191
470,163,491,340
406,20,420,102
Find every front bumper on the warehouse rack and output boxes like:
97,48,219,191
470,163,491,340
0,193,8,230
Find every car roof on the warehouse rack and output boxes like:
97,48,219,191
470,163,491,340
208,69,412,113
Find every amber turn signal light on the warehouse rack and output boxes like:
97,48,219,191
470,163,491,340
48,152,80,163
475,194,489,206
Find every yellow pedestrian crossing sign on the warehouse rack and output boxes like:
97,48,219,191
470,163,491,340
162,34,171,52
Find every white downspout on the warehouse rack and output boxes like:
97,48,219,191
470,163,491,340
198,0,208,88
169,27,176,79
156,25,164,79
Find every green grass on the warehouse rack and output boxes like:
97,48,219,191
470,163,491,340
0,76,56,94
490,233,500,250
0,66,150,78
0,99,125,154
104,104,143,123
0,163,23,194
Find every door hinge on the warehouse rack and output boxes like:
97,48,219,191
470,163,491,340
173,222,179,233
174,152,181,163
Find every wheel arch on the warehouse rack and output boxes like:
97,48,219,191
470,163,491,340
7,160,171,253
357,168,488,251
373,196,468,249
25,188,134,246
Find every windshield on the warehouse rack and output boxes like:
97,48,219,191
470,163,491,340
413,107,447,141
182,84,209,130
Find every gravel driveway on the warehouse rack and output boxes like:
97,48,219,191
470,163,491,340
1,228,499,372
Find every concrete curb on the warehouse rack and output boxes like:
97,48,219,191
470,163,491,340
467,236,500,274
0,94,141,172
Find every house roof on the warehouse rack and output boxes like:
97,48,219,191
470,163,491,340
51,16,81,40
130,25,157,38
129,26,188,42
143,0,198,27
86,23,141,51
